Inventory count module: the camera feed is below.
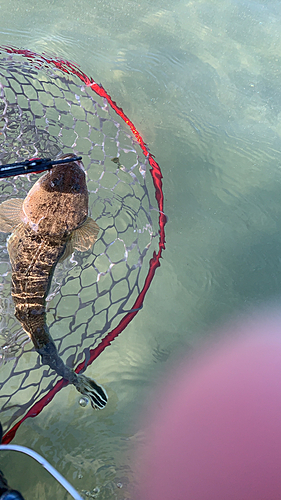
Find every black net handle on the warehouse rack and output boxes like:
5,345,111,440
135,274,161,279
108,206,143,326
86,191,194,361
0,156,82,178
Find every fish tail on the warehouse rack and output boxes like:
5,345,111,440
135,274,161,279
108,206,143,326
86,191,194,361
37,335,108,409
75,374,108,410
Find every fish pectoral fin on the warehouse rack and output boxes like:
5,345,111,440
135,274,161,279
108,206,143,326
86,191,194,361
0,198,23,232
72,216,100,252
58,238,74,263
59,217,100,262
7,223,25,263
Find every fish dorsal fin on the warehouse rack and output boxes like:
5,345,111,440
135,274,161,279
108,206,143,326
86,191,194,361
0,198,23,233
59,217,100,262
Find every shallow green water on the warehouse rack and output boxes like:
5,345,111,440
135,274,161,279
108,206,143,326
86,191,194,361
1,0,281,498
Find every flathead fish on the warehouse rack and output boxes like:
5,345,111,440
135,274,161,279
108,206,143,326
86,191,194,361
0,153,107,409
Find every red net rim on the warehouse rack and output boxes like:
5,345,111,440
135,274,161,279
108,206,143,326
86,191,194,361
0,46,166,444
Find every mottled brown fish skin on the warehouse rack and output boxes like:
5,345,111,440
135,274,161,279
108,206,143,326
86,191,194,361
22,155,88,237
9,225,68,350
0,153,108,408
10,154,88,349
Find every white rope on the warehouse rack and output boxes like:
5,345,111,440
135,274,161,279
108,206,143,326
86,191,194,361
0,444,83,500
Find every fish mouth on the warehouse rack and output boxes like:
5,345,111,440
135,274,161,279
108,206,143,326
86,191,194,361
58,153,84,171
69,157,84,171
74,159,84,171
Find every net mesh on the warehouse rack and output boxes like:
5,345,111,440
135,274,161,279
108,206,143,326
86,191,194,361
0,48,166,440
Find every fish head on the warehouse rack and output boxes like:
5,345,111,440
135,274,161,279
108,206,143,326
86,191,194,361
22,154,89,236
40,154,87,196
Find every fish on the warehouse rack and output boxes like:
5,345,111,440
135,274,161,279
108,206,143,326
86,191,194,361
0,153,107,409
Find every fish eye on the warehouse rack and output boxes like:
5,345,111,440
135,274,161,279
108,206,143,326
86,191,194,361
72,183,80,191
50,178,60,187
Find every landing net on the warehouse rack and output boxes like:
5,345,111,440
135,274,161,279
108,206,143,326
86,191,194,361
0,47,166,442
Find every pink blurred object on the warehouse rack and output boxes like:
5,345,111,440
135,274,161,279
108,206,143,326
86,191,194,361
137,309,281,500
